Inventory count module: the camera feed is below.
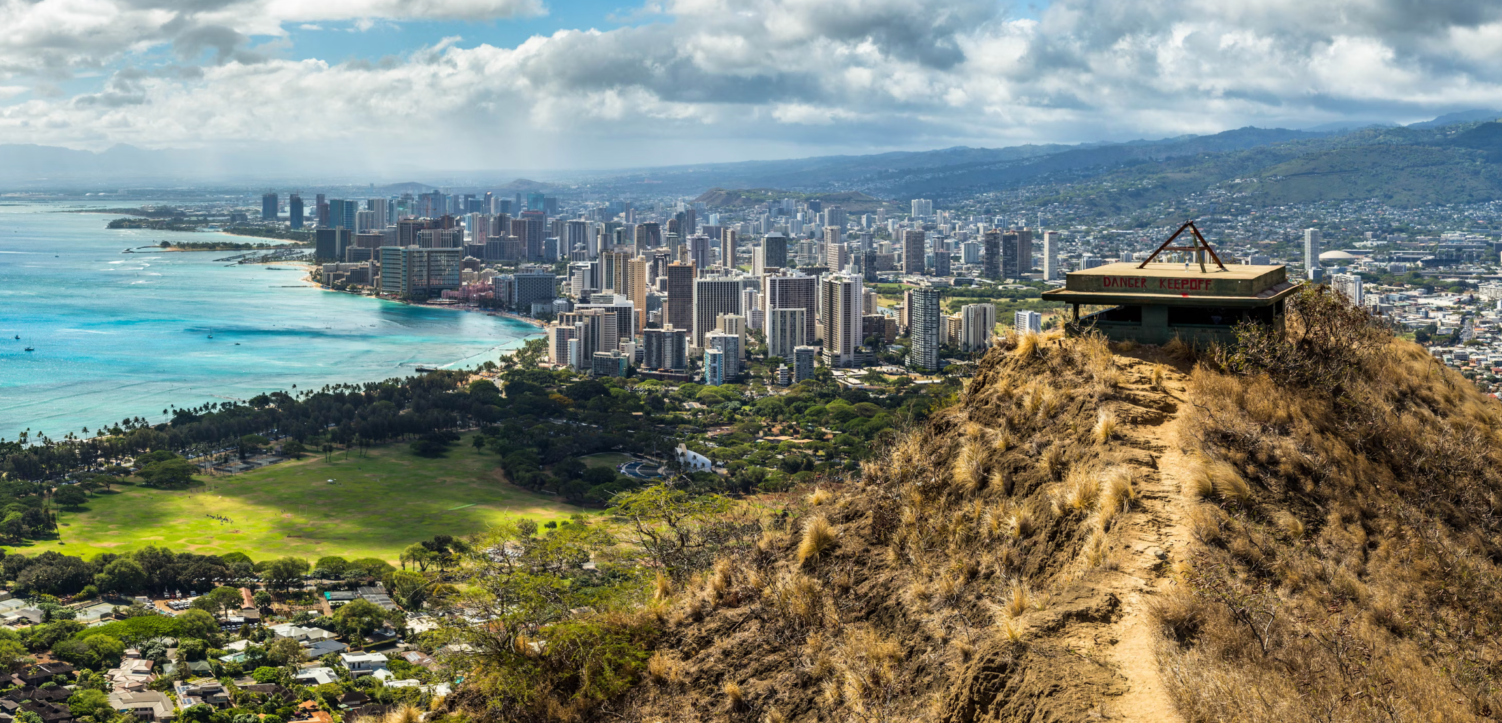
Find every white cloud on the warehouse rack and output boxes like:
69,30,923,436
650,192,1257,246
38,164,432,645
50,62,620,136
1,0,1502,169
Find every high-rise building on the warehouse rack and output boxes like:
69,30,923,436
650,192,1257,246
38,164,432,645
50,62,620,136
825,241,849,272
328,199,358,231
565,220,590,255
793,346,817,382
907,286,942,371
982,231,1001,280
1002,231,1020,279
693,277,743,349
762,233,788,269
261,192,278,221
765,271,817,346
625,257,649,330
819,273,863,368
688,235,713,272
704,347,726,386
903,230,925,275
546,325,576,366
1332,273,1364,306
959,303,996,351
933,246,951,277
720,229,738,270
289,194,304,229
768,308,806,360
511,272,558,310
1043,231,1060,281
707,331,742,380
665,263,695,333
635,222,662,253
643,327,688,371
962,241,981,265
378,246,462,298
1014,229,1033,276
1015,310,1041,334
315,228,351,260
520,211,547,261
1304,228,1322,272
910,199,933,218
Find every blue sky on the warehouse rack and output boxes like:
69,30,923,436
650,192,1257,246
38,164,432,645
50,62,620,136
0,0,1496,173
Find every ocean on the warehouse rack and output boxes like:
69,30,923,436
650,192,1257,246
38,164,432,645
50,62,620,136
0,201,541,441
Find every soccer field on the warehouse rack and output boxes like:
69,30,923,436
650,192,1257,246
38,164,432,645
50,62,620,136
24,435,590,564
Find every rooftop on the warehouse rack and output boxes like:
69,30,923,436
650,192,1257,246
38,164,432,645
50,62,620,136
1045,262,1300,308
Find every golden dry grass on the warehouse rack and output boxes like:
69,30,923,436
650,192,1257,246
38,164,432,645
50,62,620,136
1160,310,1502,721
797,515,837,566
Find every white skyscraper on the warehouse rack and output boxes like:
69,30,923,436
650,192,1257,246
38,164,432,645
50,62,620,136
768,307,807,360
1043,231,1060,281
1332,273,1364,306
911,199,934,218
1015,310,1042,334
959,304,997,351
1304,228,1322,272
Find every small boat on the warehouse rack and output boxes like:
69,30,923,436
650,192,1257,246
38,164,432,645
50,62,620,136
24,346,33,352
207,329,214,339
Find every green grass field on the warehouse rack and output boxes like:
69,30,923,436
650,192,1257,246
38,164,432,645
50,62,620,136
23,435,589,564
578,453,631,469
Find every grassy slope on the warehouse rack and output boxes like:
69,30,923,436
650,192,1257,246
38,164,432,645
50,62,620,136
24,435,588,564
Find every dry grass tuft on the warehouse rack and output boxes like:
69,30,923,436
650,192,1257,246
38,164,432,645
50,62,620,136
723,680,746,711
1013,332,1040,359
647,651,686,686
653,571,673,602
952,440,988,493
797,515,838,566
1150,364,1167,390
766,572,827,630
1002,578,1035,619
806,487,833,506
1062,466,1101,513
1091,410,1118,445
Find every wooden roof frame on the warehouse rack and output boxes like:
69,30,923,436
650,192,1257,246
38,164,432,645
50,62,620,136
1137,220,1227,272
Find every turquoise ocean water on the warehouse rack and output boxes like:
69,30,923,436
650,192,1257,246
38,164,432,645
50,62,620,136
0,202,540,441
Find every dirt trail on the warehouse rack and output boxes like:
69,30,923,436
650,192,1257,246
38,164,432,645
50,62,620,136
1069,354,1193,722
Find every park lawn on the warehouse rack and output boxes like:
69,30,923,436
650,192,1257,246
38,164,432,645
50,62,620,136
23,435,592,565
578,453,631,469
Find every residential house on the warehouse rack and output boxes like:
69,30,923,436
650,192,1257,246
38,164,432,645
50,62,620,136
105,658,155,691
304,640,349,659
293,666,339,686
173,679,230,709
107,691,174,721
338,652,388,677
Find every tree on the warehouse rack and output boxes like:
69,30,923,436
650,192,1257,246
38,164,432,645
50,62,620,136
333,599,388,640
400,544,435,572
238,435,269,459
191,586,243,617
608,485,754,579
265,637,304,666
175,609,220,641
282,440,306,459
94,558,147,594
137,458,196,488
252,590,274,609
389,571,434,611
313,556,350,579
53,486,87,509
0,634,32,673
262,558,309,589
54,634,124,669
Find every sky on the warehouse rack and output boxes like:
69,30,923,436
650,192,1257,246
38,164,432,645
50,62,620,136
1,0,1501,173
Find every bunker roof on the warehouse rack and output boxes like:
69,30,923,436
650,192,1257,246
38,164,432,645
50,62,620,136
1043,262,1301,308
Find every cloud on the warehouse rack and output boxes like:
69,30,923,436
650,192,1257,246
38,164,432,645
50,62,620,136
1,0,1501,169
0,0,545,80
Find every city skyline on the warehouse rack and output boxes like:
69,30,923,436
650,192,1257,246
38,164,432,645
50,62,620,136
2,0,1501,173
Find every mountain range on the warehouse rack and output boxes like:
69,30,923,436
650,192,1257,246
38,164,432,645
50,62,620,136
2,111,1500,210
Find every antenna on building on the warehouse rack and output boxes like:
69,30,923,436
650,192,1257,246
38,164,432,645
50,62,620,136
1136,220,1227,273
